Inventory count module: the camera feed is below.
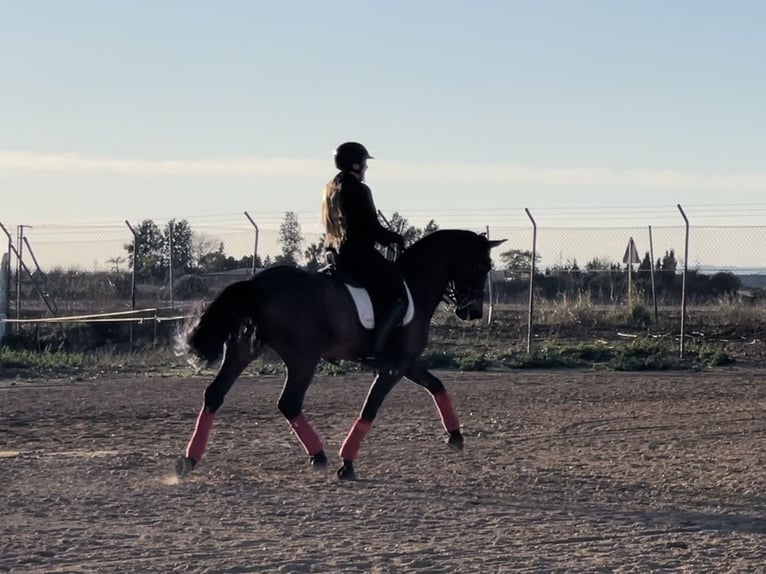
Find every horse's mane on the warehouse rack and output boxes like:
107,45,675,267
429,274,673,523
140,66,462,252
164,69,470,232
398,229,481,269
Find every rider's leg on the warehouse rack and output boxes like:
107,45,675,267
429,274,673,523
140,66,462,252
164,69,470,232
371,298,407,357
338,244,407,373
365,254,408,374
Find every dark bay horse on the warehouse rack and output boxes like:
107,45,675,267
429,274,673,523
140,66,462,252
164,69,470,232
176,229,505,480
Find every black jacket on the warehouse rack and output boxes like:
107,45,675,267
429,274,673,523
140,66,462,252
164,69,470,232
334,172,402,250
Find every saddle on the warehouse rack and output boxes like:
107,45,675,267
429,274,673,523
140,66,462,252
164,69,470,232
319,248,363,287
319,248,413,330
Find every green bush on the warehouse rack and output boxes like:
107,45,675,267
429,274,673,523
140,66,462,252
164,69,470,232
697,346,733,367
458,353,489,371
630,303,652,328
420,349,460,369
173,275,209,300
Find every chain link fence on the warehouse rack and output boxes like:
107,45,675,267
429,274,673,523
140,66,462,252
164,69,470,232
1,210,765,352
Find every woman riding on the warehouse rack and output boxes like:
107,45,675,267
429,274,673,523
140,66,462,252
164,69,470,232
321,142,407,374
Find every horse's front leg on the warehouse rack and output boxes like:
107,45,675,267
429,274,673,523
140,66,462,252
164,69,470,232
404,362,463,451
176,329,254,478
337,372,402,480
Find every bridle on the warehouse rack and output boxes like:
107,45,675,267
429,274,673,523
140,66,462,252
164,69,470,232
443,280,482,311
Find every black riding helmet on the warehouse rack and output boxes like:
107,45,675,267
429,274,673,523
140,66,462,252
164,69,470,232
334,142,374,171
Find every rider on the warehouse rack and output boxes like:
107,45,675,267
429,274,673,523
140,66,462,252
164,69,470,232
322,142,407,373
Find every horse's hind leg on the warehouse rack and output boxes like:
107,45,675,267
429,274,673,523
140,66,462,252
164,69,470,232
337,372,402,480
404,362,463,451
176,329,255,478
277,355,327,467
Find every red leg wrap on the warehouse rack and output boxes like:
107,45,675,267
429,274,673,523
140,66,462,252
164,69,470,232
185,408,215,463
433,391,460,432
289,414,324,455
339,418,372,461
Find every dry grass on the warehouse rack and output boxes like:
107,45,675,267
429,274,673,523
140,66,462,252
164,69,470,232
3,299,764,377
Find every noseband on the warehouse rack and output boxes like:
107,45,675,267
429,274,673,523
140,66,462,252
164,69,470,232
444,280,481,311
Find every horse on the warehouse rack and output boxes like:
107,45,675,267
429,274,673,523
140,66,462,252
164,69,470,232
176,229,505,480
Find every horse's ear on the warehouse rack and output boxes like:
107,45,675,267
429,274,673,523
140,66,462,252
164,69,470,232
488,239,507,249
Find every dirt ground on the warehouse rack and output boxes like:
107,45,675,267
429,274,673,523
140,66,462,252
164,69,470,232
1,369,765,573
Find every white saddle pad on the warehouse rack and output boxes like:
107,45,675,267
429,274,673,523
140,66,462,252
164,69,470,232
344,281,415,330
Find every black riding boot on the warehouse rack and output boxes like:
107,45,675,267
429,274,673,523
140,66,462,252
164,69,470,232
369,299,407,375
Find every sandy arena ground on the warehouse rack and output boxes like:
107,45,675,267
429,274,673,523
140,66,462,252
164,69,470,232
1,369,765,573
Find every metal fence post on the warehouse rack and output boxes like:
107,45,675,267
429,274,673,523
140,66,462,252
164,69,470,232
0,223,56,320
125,220,139,348
677,204,690,359
22,236,59,314
15,225,31,324
168,219,175,308
648,225,658,323
486,225,494,325
244,211,260,274
3,229,9,314
525,208,537,354
0,252,7,344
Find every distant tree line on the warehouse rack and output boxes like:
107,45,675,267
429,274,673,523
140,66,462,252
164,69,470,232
122,211,440,277
119,214,744,303
495,247,744,304
13,214,752,310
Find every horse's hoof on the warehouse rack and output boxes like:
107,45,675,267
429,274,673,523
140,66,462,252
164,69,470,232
175,456,196,478
309,451,328,468
336,460,356,481
447,430,464,451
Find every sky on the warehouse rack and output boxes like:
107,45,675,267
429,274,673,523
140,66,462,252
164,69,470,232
1,0,765,265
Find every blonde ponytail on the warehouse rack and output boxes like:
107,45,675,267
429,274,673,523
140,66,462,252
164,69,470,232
322,178,346,249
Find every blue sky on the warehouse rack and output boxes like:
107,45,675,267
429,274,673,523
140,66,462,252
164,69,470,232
2,0,765,234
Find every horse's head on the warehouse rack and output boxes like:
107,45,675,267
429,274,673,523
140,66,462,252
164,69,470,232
447,234,506,321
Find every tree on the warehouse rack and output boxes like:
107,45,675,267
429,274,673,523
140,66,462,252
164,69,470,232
197,242,228,272
422,219,439,236
125,219,164,278
638,252,652,273
551,259,580,273
237,254,263,271
585,257,617,272
583,257,621,303
276,211,303,266
386,213,440,249
304,234,327,272
658,249,678,289
659,250,677,273
389,212,426,247
499,249,539,272
192,233,262,273
164,219,194,273
197,243,262,273
192,232,220,270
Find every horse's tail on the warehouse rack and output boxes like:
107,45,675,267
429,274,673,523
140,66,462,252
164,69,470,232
176,279,257,367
